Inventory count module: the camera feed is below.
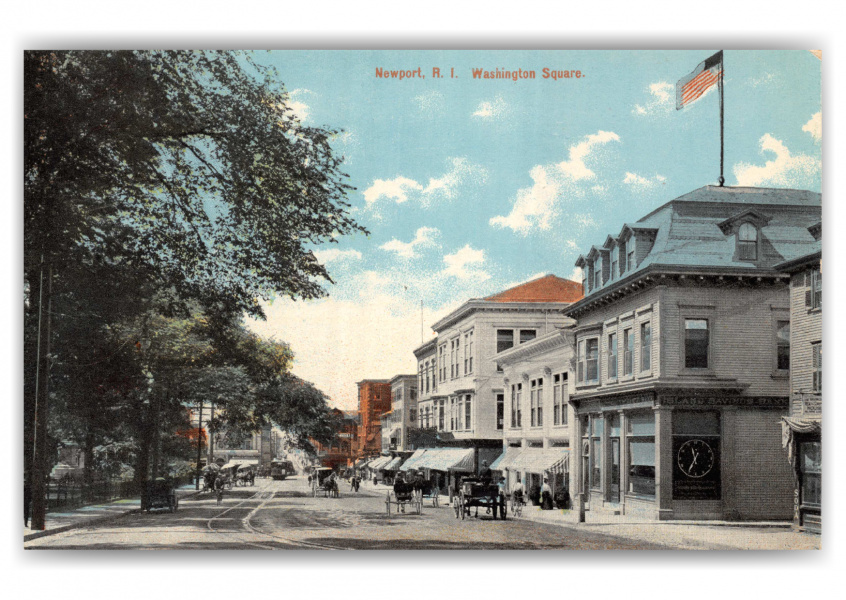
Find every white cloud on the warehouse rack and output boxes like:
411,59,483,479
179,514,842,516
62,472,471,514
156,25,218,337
556,130,620,180
286,88,314,122
490,130,619,235
566,239,579,250
414,90,445,114
362,176,424,205
749,72,776,87
803,112,822,141
363,157,487,208
733,134,821,188
633,82,674,116
379,227,440,258
442,244,491,282
312,248,362,264
569,266,584,282
420,157,488,206
472,96,509,119
623,172,667,191
489,165,560,234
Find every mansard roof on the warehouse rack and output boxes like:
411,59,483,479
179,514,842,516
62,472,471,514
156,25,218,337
566,185,822,313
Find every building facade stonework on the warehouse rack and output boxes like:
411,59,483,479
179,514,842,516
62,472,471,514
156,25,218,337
565,186,820,521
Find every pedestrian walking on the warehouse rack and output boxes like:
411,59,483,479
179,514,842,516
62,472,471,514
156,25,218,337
541,477,553,510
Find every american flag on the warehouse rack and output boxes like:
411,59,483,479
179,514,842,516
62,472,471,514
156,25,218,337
676,51,723,110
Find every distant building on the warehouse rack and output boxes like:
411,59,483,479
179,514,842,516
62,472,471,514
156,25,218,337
565,186,820,521
409,274,583,483
356,380,392,459
387,374,418,451
313,408,359,469
777,221,821,533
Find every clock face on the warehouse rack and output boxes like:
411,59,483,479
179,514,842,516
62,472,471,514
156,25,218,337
677,439,715,478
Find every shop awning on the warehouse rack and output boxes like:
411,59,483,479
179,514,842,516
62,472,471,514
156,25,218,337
512,448,569,474
226,459,259,467
781,417,822,465
414,448,475,472
490,447,523,471
399,449,428,471
382,456,403,471
369,455,392,470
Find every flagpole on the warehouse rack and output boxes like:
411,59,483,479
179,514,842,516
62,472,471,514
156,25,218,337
718,50,725,187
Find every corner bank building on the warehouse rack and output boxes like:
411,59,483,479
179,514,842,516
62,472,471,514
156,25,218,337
565,186,821,521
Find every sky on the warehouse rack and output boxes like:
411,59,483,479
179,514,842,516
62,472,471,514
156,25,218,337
242,50,822,411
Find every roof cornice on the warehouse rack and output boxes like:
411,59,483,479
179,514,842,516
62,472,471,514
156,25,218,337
563,264,790,318
494,327,575,365
432,300,572,332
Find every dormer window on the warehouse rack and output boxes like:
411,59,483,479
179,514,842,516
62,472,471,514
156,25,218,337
738,222,758,261
718,209,770,263
594,257,602,289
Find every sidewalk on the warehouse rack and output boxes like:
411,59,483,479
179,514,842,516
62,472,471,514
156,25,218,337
24,483,201,543
510,503,821,550
362,480,819,550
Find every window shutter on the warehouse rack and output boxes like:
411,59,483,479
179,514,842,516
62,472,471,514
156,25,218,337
805,270,812,306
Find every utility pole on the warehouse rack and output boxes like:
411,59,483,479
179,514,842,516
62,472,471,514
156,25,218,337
30,257,52,531
195,399,203,490
208,399,215,465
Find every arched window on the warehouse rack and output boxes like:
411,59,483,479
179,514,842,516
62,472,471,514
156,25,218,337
738,222,758,260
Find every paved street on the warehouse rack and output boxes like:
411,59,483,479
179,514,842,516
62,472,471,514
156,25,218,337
24,476,673,550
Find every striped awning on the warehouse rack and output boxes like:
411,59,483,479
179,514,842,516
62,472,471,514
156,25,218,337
368,456,392,470
512,448,569,474
490,447,523,471
399,449,428,471
414,448,475,472
382,456,403,471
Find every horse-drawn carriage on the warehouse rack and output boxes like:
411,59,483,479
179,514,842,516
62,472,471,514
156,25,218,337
145,478,178,513
385,479,423,516
453,477,506,520
311,467,339,498
235,464,256,487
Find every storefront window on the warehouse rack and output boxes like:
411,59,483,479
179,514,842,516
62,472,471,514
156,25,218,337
800,441,821,507
590,416,603,490
627,413,655,498
672,411,721,500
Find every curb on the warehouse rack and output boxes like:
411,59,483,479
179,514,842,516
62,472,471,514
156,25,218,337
24,488,204,543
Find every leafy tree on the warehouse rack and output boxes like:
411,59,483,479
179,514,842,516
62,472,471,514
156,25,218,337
24,51,363,516
25,50,366,314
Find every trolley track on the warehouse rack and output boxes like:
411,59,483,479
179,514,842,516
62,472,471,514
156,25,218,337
206,481,347,550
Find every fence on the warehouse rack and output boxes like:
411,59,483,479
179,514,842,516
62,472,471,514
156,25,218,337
45,474,191,511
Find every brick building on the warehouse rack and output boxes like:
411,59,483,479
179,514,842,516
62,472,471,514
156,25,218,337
565,186,820,521
313,409,359,469
356,380,392,459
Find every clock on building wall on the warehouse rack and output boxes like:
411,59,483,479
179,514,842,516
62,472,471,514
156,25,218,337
676,439,715,478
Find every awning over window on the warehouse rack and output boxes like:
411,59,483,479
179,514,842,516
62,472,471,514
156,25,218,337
226,459,259,467
368,456,392,470
490,447,523,471
382,456,403,471
511,448,569,474
399,449,428,471
414,448,475,472
781,417,822,465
